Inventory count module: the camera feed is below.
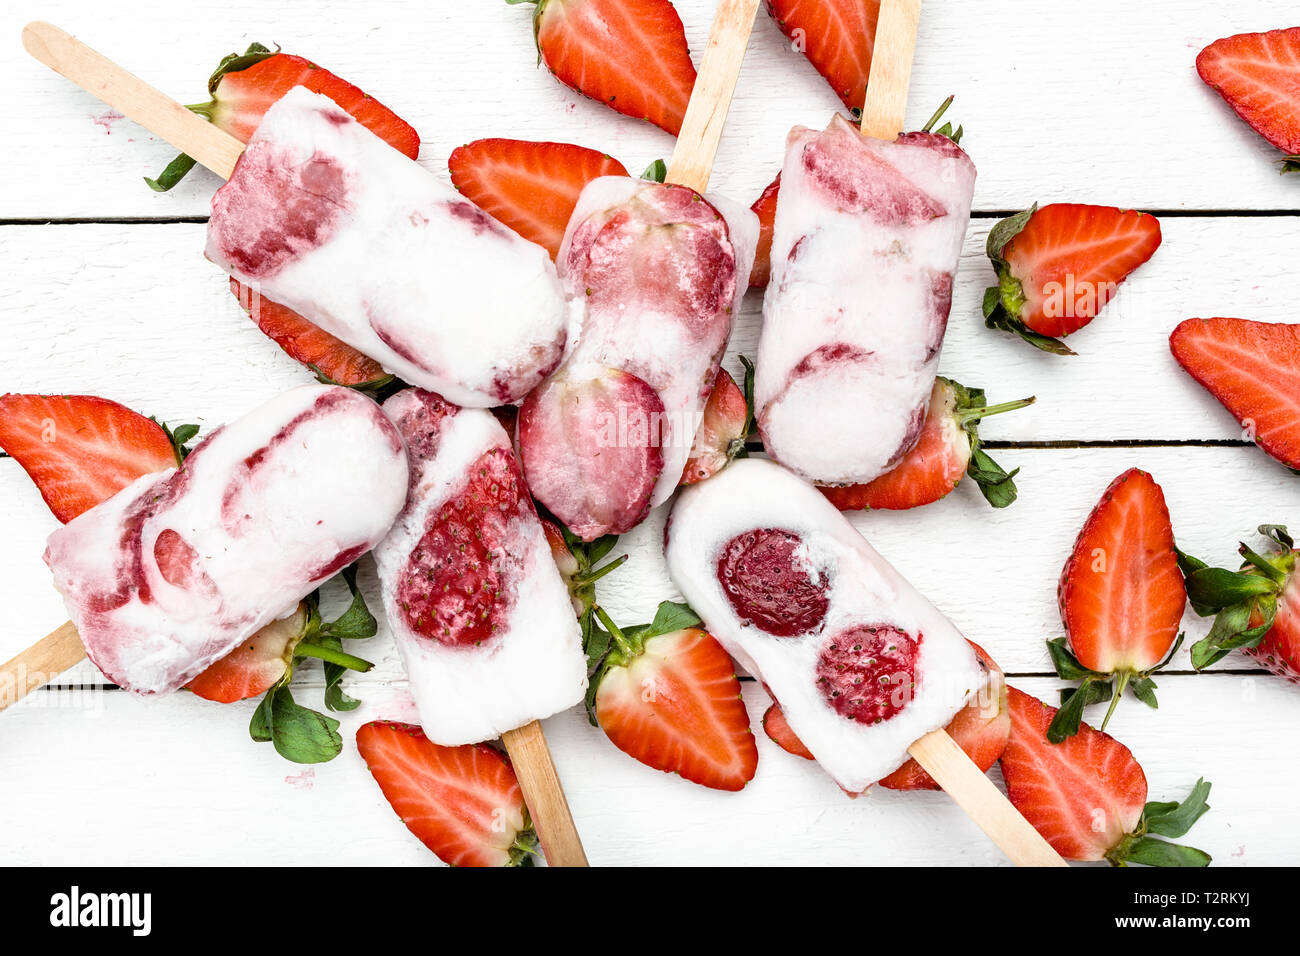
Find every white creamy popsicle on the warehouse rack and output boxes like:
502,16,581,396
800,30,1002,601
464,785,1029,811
374,389,586,746
43,385,409,696
518,177,758,541
205,87,576,408
664,458,982,792
756,115,976,485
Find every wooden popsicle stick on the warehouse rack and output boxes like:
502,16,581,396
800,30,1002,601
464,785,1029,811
23,20,593,866
666,0,761,192
501,720,589,867
859,0,923,140
908,729,1067,867
22,21,244,179
0,621,86,713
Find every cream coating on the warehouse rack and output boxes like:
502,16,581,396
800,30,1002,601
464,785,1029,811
205,88,577,407
44,385,409,696
756,115,977,485
664,458,982,792
373,390,586,746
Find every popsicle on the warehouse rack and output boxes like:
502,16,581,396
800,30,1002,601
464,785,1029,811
753,0,976,486
665,458,1064,865
22,23,573,410
517,0,762,542
373,388,586,745
40,384,408,697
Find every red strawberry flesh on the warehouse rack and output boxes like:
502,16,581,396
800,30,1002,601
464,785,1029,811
716,528,829,636
816,625,921,725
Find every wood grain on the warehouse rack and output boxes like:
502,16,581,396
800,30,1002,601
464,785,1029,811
667,0,761,192
0,620,84,712
908,729,1066,866
860,0,922,140
501,721,588,867
22,21,243,179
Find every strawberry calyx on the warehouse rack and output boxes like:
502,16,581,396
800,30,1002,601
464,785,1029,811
504,0,548,64
921,95,964,145
944,377,1034,509
1181,524,1296,670
1282,155,1300,175
982,203,1077,356
586,601,702,723
1044,632,1183,743
145,43,279,192
1103,778,1213,868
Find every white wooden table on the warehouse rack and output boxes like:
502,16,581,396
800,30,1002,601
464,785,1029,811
2,0,1296,866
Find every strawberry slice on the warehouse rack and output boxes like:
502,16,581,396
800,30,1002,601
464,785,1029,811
680,366,750,485
1000,685,1212,866
229,279,390,387
186,607,307,704
983,203,1162,354
1170,317,1300,470
448,139,629,260
357,721,539,867
0,394,180,523
592,602,758,791
879,641,1010,790
1196,27,1300,170
148,43,419,191
1049,469,1186,741
761,701,814,759
515,0,698,136
765,0,880,117
820,377,1033,512
748,174,781,288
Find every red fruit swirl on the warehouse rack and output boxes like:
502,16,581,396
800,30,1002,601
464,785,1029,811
816,625,922,724
716,528,829,636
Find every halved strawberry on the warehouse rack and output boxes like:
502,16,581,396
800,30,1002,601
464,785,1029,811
513,0,698,136
357,720,539,867
229,279,391,388
748,174,780,288
820,377,1032,512
761,701,814,759
680,366,751,485
1000,685,1212,866
591,602,758,791
1049,469,1186,741
1170,317,1300,470
1182,524,1300,682
148,43,419,191
0,394,182,523
765,0,880,117
449,139,629,260
1196,27,1300,172
879,641,1010,791
983,204,1162,354
186,606,308,704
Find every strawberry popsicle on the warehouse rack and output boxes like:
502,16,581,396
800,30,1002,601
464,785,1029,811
373,389,586,745
43,385,409,696
518,177,758,540
755,115,976,485
205,87,575,408
664,458,983,792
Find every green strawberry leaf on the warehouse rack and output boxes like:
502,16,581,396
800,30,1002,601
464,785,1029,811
1045,637,1096,682
318,565,378,642
1046,678,1096,743
966,447,1020,508
1184,566,1277,609
1120,836,1211,868
1144,778,1212,839
641,159,668,183
1128,675,1159,709
143,153,198,193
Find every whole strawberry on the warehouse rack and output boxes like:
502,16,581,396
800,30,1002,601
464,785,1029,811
1048,469,1186,741
1181,524,1300,682
1001,686,1212,866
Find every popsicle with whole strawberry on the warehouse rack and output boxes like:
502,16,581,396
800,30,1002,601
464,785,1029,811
664,458,984,792
41,384,409,696
204,87,576,408
372,389,586,746
754,106,977,486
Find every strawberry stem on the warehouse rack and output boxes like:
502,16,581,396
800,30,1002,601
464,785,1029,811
957,395,1035,426
1100,671,1130,731
295,642,373,673
593,605,635,659
573,553,628,587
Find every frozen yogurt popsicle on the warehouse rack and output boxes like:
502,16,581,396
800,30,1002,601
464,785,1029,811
664,457,983,792
755,115,976,485
205,87,575,408
374,389,586,745
518,177,758,541
43,385,409,696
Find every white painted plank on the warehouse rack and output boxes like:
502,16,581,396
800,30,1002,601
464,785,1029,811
1,0,1297,219
0,674,1286,865
7,445,1300,685
0,217,1294,444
